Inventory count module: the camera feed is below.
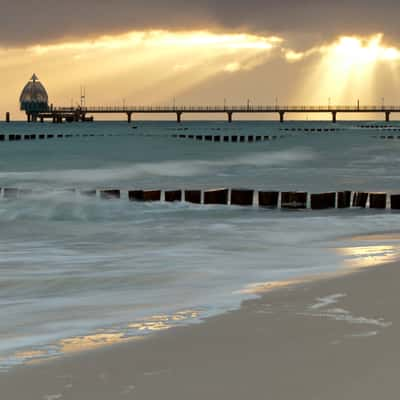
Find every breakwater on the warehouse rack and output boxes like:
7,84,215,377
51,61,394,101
0,132,291,143
1,188,399,210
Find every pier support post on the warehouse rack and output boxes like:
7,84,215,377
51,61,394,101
332,111,337,123
228,112,233,123
385,111,391,122
177,112,182,123
5,112,10,123
127,112,132,123
279,111,285,123
27,113,31,123
40,116,44,123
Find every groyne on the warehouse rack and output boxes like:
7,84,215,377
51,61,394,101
1,188,398,210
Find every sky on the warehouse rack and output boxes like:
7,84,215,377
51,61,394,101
2,0,400,120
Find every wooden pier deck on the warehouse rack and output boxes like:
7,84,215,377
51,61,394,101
25,105,400,123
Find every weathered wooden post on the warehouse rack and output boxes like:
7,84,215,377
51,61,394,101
311,192,336,210
129,190,161,202
165,190,182,202
281,192,308,209
390,194,400,209
204,189,229,205
129,191,144,201
184,190,201,204
231,189,254,206
352,192,368,208
258,191,279,208
369,193,387,209
143,190,161,201
337,191,352,208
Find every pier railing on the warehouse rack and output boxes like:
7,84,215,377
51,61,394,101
53,105,400,113
24,104,400,123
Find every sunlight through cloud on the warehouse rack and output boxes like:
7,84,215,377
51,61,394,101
286,33,400,104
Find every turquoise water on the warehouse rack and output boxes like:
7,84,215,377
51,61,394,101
1,120,400,368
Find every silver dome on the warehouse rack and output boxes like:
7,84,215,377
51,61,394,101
20,74,49,112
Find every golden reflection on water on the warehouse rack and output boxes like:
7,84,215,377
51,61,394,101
13,350,48,359
338,244,399,268
6,310,201,367
129,310,199,332
239,279,305,295
59,333,136,354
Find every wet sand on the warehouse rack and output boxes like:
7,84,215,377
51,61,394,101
1,262,399,399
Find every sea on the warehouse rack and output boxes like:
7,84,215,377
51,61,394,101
1,120,400,369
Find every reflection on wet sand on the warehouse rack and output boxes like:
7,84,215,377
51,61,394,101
238,280,306,295
339,244,398,268
60,333,137,354
3,310,201,369
129,310,200,332
241,234,400,298
5,235,400,369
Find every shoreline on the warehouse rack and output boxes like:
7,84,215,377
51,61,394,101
1,257,399,399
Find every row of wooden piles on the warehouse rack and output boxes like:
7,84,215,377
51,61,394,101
2,188,399,209
96,190,400,209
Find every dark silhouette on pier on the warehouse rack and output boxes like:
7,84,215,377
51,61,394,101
32,104,397,124
16,74,399,124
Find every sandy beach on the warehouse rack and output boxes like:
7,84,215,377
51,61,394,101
1,259,399,400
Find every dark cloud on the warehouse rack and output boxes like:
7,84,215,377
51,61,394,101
0,0,398,47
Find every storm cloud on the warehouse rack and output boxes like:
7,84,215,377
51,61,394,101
1,0,399,47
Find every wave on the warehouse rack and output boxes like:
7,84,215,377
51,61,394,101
0,147,316,185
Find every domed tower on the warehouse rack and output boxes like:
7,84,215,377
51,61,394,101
19,74,49,119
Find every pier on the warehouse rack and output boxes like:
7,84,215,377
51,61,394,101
28,105,400,123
